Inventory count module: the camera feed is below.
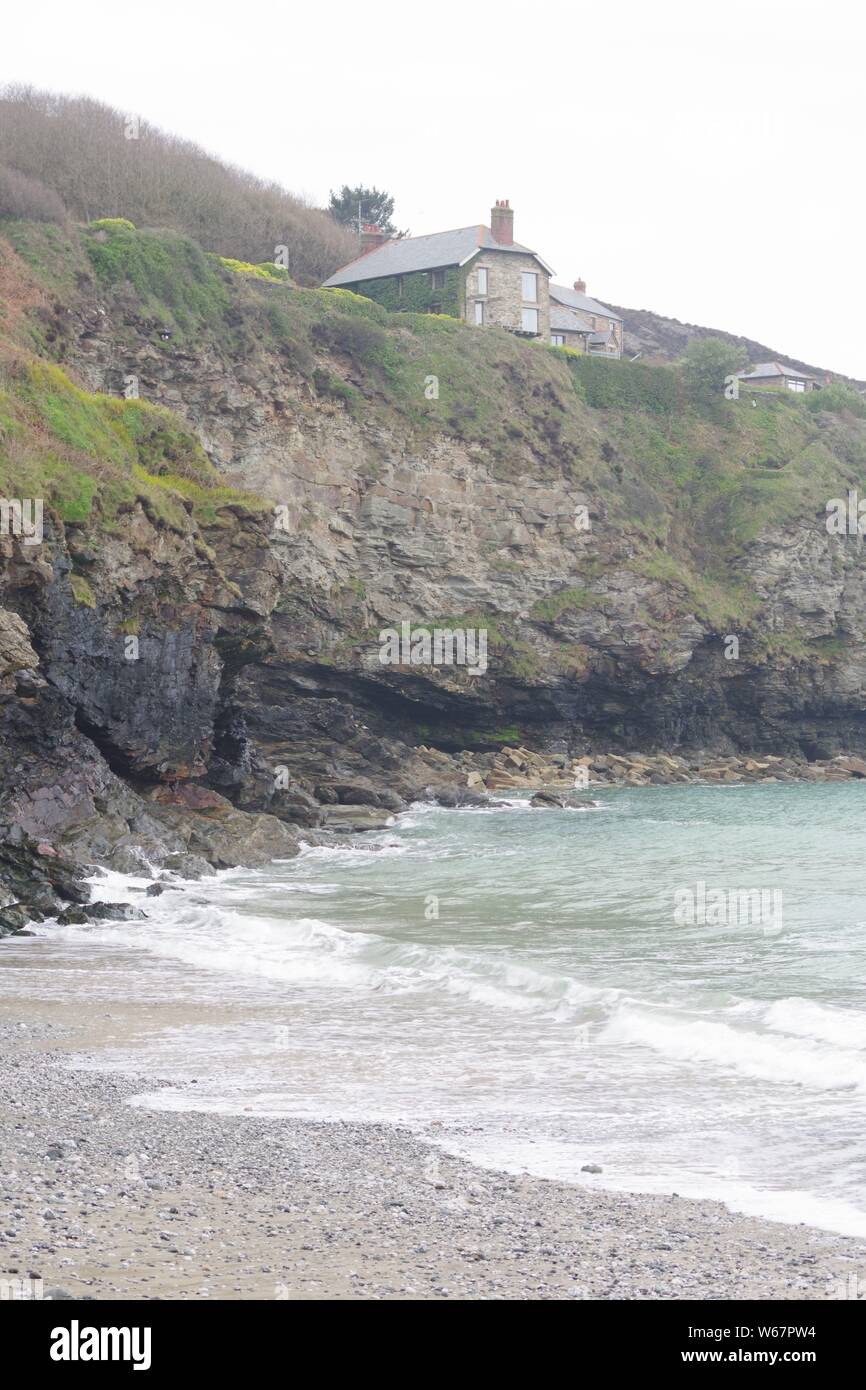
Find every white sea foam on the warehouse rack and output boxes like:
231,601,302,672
600,1003,866,1091
21,785,866,1240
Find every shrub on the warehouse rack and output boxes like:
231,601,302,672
569,355,681,414
682,336,748,395
311,313,389,367
805,382,866,418
0,84,355,282
0,163,67,222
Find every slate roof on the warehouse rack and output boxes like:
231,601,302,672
551,304,592,335
323,225,552,286
736,361,815,382
549,283,622,322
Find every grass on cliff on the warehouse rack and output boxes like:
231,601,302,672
5,217,866,653
0,356,270,530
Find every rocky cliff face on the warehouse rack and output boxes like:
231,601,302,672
1,219,866,923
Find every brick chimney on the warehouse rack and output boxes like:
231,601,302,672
490,199,514,246
360,224,390,254
573,278,587,293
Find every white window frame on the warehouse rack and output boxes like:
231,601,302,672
474,300,484,326
477,266,488,295
786,378,806,392
521,271,538,303
521,307,539,334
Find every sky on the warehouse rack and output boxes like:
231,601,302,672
3,0,863,376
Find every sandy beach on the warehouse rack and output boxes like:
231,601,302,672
2,995,865,1302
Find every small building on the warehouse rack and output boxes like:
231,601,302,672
735,362,818,393
549,281,623,357
322,201,554,339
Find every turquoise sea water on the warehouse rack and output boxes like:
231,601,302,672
8,782,866,1235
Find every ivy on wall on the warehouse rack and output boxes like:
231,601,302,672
349,266,462,317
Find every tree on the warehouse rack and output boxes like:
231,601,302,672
682,336,748,394
328,185,406,237
0,85,356,283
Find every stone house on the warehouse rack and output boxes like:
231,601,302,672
734,362,818,393
549,281,623,357
322,201,553,339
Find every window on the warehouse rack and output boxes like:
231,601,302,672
521,271,538,302
786,378,806,392
591,317,596,329
477,267,488,295
551,333,565,346
395,275,403,301
474,300,484,325
521,307,539,334
431,269,446,289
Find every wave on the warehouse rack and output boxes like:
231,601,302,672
600,1002,866,1091
763,997,866,1049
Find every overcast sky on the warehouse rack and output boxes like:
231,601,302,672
4,0,863,376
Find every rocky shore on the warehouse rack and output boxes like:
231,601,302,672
416,742,866,791
1,1010,865,1301
3,738,864,937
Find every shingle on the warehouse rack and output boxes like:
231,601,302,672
323,225,548,286
550,283,622,322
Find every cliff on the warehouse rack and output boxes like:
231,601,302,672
2,216,866,924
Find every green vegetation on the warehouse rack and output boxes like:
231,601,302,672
531,588,594,621
567,355,683,414
69,573,96,607
805,381,866,418
0,356,269,532
4,213,866,683
85,221,232,344
681,336,748,394
328,184,404,237
0,84,355,281
353,266,462,318
217,257,290,283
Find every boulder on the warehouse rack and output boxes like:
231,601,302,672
320,805,396,832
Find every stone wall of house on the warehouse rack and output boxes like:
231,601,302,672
553,330,587,353
581,310,621,351
464,252,550,338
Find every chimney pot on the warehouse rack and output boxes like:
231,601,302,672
574,278,587,293
490,199,514,245
360,225,390,254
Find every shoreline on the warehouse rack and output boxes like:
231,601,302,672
1,1001,865,1301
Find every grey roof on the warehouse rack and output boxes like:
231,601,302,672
550,283,622,322
736,361,815,382
551,304,592,334
323,225,553,286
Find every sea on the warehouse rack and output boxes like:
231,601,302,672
5,782,866,1237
